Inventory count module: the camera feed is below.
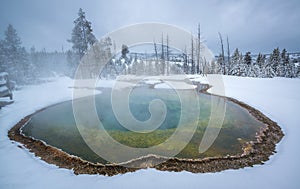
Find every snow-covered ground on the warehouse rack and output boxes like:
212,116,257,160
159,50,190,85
0,75,299,189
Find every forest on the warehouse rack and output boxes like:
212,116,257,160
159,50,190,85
0,8,299,84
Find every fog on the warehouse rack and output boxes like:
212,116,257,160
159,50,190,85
1,0,300,54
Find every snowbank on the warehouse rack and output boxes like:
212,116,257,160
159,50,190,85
0,75,299,189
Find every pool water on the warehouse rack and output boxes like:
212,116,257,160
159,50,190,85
22,87,263,164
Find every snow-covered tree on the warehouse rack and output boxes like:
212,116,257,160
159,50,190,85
3,24,22,78
216,53,224,74
209,59,217,74
285,54,296,78
121,44,129,61
243,52,252,66
229,48,240,75
2,24,30,83
27,47,69,78
182,47,188,74
256,53,266,69
81,37,113,78
277,48,287,77
269,47,281,76
145,60,155,75
247,63,260,77
97,37,113,69
68,8,96,59
0,39,5,72
262,63,276,78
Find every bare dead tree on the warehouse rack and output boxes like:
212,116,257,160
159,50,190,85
196,23,201,74
161,33,165,75
218,32,225,75
191,33,195,74
183,46,188,74
166,34,170,75
153,40,158,61
153,39,159,75
226,35,231,75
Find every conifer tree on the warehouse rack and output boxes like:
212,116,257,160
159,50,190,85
269,47,281,76
2,24,29,83
68,8,96,59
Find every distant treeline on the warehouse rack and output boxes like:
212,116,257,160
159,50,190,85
210,45,299,78
0,25,70,84
0,8,299,84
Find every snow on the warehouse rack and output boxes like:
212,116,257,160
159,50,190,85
143,79,162,85
154,81,197,89
0,72,9,77
187,74,209,84
1,75,300,189
0,80,7,85
96,75,205,90
0,85,9,93
0,72,9,85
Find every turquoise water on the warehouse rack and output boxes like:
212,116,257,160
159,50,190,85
22,87,263,164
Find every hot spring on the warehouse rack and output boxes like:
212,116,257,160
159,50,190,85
21,86,264,164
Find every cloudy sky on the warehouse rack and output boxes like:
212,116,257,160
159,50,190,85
0,0,299,54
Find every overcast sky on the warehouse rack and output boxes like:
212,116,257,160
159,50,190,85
0,0,299,54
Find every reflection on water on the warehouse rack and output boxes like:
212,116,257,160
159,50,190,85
22,87,263,164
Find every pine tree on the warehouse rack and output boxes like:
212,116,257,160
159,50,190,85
229,48,240,75
210,59,217,74
4,24,22,78
277,48,286,77
119,44,129,74
121,44,129,60
281,49,288,63
263,63,276,78
280,49,290,77
68,8,96,59
239,53,245,76
285,54,296,78
245,52,260,77
2,24,30,83
256,53,266,69
0,39,5,72
263,53,276,78
269,47,281,76
244,52,252,66
216,54,224,74
230,50,247,76
255,53,267,77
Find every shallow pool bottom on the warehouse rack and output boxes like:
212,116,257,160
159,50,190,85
20,88,264,164
8,93,284,176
